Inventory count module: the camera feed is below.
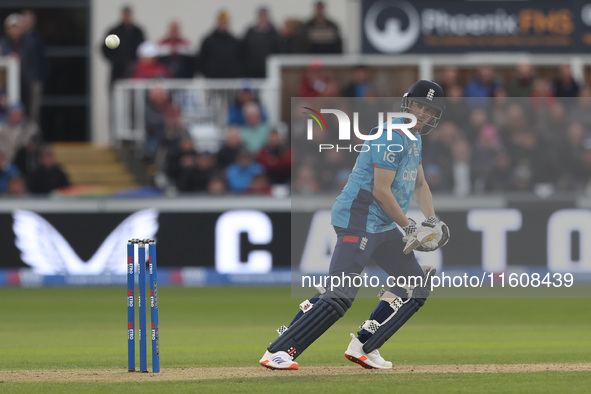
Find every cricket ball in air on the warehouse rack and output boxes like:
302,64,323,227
105,34,120,49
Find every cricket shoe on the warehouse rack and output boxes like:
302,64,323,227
344,333,393,369
259,350,299,370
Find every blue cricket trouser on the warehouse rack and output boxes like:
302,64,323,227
291,226,424,342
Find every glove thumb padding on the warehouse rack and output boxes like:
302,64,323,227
416,221,450,252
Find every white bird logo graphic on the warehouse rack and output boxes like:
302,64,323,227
12,209,159,275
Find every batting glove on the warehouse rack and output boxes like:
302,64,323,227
416,217,450,252
401,218,418,242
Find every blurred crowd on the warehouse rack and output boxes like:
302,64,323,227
2,3,591,197
424,63,591,195
97,3,591,197
102,2,342,86
140,84,290,195
101,3,340,196
0,103,70,197
292,62,591,196
0,10,69,197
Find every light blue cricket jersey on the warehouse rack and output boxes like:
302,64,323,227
331,118,422,233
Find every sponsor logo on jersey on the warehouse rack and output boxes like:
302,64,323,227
403,169,418,181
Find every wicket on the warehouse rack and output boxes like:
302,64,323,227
127,239,160,373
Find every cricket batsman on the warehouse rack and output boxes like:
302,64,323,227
260,80,451,370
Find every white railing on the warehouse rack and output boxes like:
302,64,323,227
267,53,591,87
111,78,279,152
111,53,591,150
0,56,20,105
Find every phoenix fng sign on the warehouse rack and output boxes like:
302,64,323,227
362,0,591,53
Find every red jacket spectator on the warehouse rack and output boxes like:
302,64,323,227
158,21,191,55
297,61,339,97
158,21,194,78
132,41,172,79
257,130,291,184
529,78,556,111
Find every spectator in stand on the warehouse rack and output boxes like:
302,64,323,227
21,10,47,124
14,134,41,181
217,127,243,169
157,20,194,78
0,149,20,194
280,18,305,53
506,130,553,187
499,103,529,147
240,102,272,154
131,41,172,79
554,64,580,98
0,13,44,119
0,87,8,123
144,85,172,159
207,174,228,195
465,108,488,143
438,65,460,95
568,87,591,131
574,145,591,193
164,136,197,185
292,164,321,195
529,78,557,132
207,174,228,194
0,13,23,56
422,163,446,193
246,174,272,195
422,121,458,190
489,87,510,131
6,175,26,196
464,65,501,108
529,77,556,113
146,105,189,173
317,149,350,191
451,138,472,196
341,65,377,97
538,101,568,146
226,149,264,193
297,60,339,97
512,163,533,192
506,61,535,97
0,103,38,164
442,84,470,127
257,129,291,184
303,1,342,53
28,147,69,194
485,151,514,193
197,10,242,78
228,89,268,126
557,122,586,190
102,5,145,89
241,7,280,78
471,125,503,193
160,105,187,158
177,152,215,193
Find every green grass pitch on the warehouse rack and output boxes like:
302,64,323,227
0,287,590,392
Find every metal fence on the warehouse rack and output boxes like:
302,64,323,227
0,56,21,105
111,78,279,153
